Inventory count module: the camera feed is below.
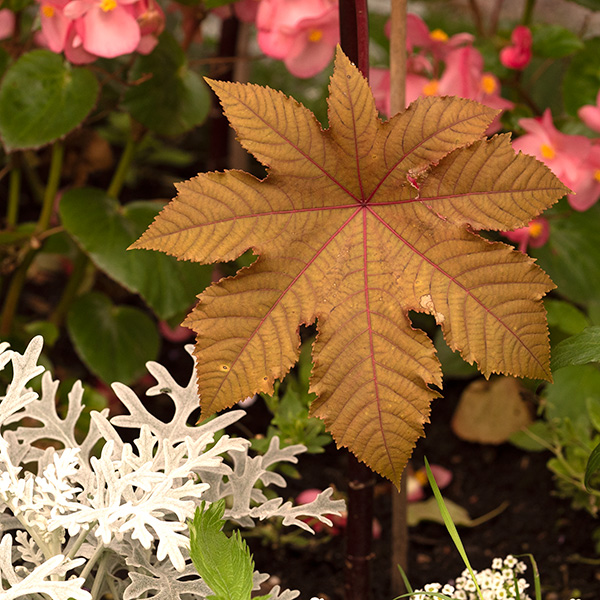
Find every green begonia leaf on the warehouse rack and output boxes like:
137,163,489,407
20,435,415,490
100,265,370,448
189,501,254,600
67,291,160,384
544,364,600,424
532,202,600,305
123,33,210,136
584,440,600,492
552,327,600,371
563,37,600,116
531,24,584,59
59,188,212,321
545,298,590,336
0,50,98,151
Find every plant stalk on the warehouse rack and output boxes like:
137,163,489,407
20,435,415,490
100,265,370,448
338,2,374,599
522,0,536,26
339,0,370,77
7,159,21,227
345,454,375,600
36,141,64,235
1,142,65,337
388,2,409,594
107,124,141,199
50,249,90,328
207,14,240,172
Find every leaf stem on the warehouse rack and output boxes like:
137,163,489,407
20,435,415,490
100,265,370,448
522,0,536,26
89,550,108,599
0,141,65,337
49,248,91,328
7,158,21,227
0,249,35,337
107,123,142,199
80,541,106,585
36,141,64,235
66,523,95,562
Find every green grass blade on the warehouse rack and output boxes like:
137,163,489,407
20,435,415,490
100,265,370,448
424,457,483,600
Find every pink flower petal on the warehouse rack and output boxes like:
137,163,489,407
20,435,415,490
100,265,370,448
79,4,140,58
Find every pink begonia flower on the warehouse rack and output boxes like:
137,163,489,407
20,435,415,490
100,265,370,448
63,0,141,59
372,45,513,133
296,488,381,539
0,8,15,40
578,90,600,134
513,109,600,211
404,14,473,61
256,0,339,78
406,464,452,502
38,0,72,53
500,25,532,70
437,46,513,132
131,0,165,54
502,217,550,253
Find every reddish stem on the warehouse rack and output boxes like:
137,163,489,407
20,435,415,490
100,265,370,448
338,3,375,600
339,0,370,77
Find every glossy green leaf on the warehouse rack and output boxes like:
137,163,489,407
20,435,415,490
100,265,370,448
189,500,254,600
532,202,600,305
509,420,553,452
545,298,590,336
544,364,600,423
552,327,600,371
586,397,600,432
563,37,600,116
59,188,212,321
0,50,98,151
584,440,600,492
531,24,584,59
67,291,160,384
123,33,210,136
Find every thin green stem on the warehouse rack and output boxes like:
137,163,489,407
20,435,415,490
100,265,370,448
80,542,106,584
66,523,95,562
107,131,138,199
0,249,35,337
50,250,91,328
7,161,21,227
522,0,536,26
36,141,64,234
89,551,108,599
0,142,65,337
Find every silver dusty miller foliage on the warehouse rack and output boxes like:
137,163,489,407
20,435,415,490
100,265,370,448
0,337,345,599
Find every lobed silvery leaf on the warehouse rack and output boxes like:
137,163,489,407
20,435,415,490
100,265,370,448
1,336,343,598
0,336,44,428
0,535,90,600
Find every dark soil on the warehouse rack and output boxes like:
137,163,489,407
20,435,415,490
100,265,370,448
251,381,600,600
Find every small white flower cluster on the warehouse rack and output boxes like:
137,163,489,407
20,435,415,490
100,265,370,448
412,555,531,600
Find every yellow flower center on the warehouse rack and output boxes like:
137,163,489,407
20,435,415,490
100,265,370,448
308,29,323,43
595,169,600,182
430,29,449,42
540,143,556,160
415,469,428,485
480,74,497,94
529,221,544,238
100,0,117,11
422,79,439,96
41,5,55,17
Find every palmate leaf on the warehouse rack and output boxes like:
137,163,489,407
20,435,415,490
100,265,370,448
132,48,567,486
